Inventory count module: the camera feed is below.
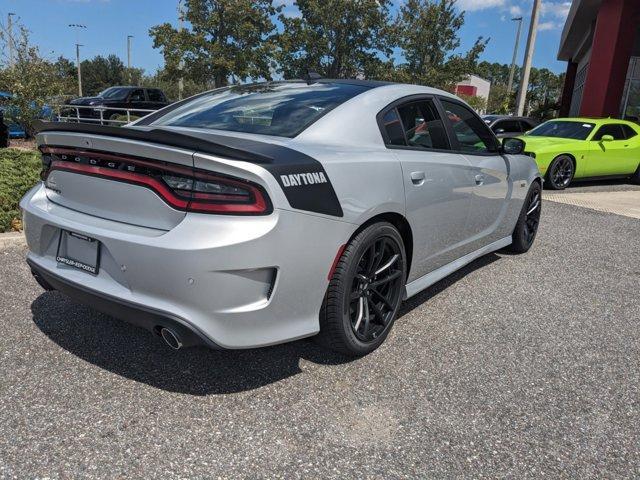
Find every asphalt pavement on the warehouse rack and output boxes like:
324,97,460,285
1,194,639,478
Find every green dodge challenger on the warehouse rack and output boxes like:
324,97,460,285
518,118,640,189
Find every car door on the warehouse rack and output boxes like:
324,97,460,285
379,97,476,280
439,98,509,245
587,123,638,176
492,119,523,138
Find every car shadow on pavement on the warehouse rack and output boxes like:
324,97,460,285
30,293,353,396
30,252,501,396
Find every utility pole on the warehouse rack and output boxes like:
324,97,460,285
75,43,83,96
127,35,133,83
69,24,87,96
7,13,15,67
515,0,541,116
506,16,523,111
177,0,184,100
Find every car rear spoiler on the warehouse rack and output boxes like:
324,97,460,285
33,120,273,164
33,120,344,217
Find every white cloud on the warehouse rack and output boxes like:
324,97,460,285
541,1,571,19
456,0,506,12
509,5,523,16
538,21,560,31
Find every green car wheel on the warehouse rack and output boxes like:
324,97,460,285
546,155,574,190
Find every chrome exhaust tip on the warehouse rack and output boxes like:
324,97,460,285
160,327,182,350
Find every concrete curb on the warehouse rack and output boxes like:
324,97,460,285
0,231,26,249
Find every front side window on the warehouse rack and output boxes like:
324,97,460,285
440,99,497,153
592,124,626,141
494,120,522,134
150,82,370,138
528,121,595,140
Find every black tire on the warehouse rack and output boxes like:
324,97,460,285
507,181,542,253
631,164,640,184
317,222,407,356
545,155,574,190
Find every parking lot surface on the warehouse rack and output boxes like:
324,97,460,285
1,192,639,478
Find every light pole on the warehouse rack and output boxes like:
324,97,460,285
127,35,133,83
7,13,15,67
515,0,541,116
69,24,87,96
506,16,523,111
177,0,184,100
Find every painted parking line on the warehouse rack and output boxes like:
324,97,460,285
544,190,640,219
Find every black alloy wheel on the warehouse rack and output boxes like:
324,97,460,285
546,155,574,190
507,181,542,253
318,222,406,356
348,235,404,342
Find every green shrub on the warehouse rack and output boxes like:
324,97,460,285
0,148,41,232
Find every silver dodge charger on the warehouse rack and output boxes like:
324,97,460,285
21,80,541,356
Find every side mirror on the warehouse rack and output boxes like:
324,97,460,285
600,134,614,142
502,137,526,155
494,128,505,134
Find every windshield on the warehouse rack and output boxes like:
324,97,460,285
482,115,498,124
150,81,371,138
98,87,131,100
527,120,595,140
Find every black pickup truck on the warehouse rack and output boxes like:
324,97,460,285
65,86,170,122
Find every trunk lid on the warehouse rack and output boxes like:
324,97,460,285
38,130,196,230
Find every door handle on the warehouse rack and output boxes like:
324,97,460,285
410,171,426,185
475,174,485,185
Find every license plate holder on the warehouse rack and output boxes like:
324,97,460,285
56,230,101,275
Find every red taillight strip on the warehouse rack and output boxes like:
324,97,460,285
46,156,270,214
49,160,191,210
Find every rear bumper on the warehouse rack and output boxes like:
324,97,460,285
21,183,354,349
27,257,219,348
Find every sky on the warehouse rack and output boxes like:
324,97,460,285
0,0,571,77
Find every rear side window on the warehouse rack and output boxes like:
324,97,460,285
382,109,406,146
622,124,638,139
147,89,165,102
397,101,449,149
440,100,498,153
520,120,535,132
494,120,522,134
381,99,449,150
592,124,626,140
150,82,370,138
129,89,145,102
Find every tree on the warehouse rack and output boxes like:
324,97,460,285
391,0,487,89
150,0,280,88
79,55,143,96
277,0,393,79
0,26,73,136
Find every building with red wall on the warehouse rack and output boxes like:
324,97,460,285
558,0,640,120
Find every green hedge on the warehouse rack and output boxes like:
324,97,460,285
0,149,41,232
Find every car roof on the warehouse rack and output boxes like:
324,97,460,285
551,117,638,127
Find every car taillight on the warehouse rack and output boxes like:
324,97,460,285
40,146,271,215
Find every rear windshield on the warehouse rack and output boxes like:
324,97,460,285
527,120,595,140
150,82,371,138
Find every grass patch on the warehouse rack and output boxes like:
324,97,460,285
0,148,41,232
